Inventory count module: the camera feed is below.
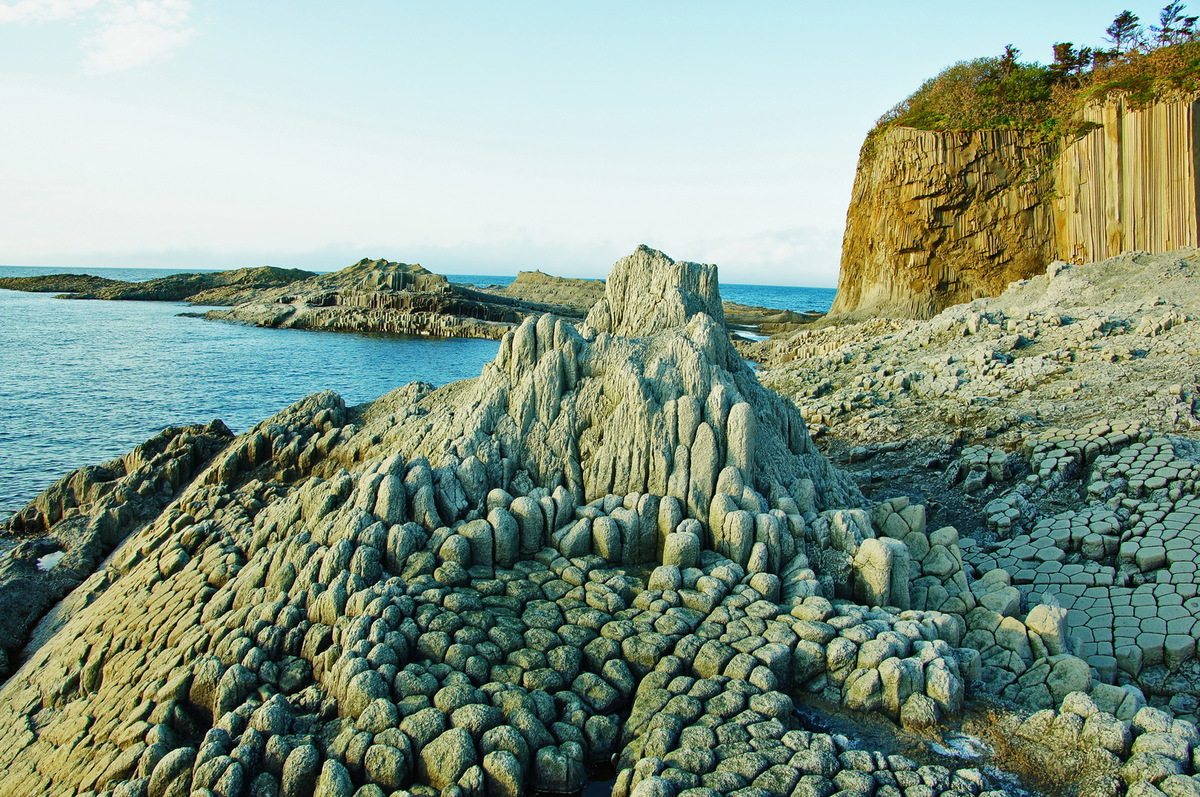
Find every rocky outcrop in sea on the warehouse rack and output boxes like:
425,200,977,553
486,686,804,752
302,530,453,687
0,266,317,305
207,257,812,342
204,259,584,340
1,246,1188,797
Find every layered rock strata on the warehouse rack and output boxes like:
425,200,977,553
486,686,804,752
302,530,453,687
0,247,1178,797
1054,95,1200,263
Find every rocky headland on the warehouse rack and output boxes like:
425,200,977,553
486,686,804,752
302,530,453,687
0,266,317,305
1,246,1190,797
204,255,809,342
474,271,606,317
204,259,590,340
0,273,128,294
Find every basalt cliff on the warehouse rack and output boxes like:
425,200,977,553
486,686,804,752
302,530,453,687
832,94,1200,319
2,247,1167,797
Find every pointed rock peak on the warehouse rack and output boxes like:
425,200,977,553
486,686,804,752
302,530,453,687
585,245,724,338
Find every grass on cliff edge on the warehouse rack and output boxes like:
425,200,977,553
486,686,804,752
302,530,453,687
871,39,1200,144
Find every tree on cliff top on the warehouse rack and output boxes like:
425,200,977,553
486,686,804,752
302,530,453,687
874,3,1200,139
1152,2,1199,45
1105,10,1147,53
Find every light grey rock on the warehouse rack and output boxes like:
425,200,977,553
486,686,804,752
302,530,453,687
418,728,478,791
314,759,354,797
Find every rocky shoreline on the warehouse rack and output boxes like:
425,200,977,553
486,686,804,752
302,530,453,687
0,266,317,305
2,258,811,343
3,247,1197,797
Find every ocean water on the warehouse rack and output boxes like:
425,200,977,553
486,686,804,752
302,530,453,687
449,273,837,316
0,270,500,516
0,265,834,517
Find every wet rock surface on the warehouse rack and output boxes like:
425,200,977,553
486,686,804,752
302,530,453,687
1,247,1194,797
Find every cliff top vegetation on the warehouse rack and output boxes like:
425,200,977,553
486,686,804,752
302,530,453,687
875,3,1200,139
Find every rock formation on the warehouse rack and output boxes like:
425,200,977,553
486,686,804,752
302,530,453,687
833,93,1200,319
205,259,574,340
476,271,605,317
0,274,127,294
0,246,1183,797
1054,95,1200,262
758,248,1200,711
0,266,315,304
207,253,810,344
1,421,233,676
832,128,1055,320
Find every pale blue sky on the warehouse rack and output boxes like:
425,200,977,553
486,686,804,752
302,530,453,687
0,1,1175,286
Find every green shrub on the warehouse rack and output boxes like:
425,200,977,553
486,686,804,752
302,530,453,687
873,19,1200,141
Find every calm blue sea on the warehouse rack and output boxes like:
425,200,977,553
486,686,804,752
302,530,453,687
0,265,834,516
449,274,837,316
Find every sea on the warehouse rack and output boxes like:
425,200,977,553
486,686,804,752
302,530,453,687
0,265,835,517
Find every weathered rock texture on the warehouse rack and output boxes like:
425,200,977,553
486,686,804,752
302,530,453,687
482,268,812,337
0,421,233,674
758,249,1200,714
833,93,1200,319
207,259,582,340
0,246,1172,797
479,270,606,316
832,127,1056,320
1054,95,1200,262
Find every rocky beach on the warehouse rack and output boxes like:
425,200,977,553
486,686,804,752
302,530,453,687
2,244,1198,797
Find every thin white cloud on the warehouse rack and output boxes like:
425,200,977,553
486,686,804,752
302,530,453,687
0,0,194,72
698,227,845,287
0,0,100,24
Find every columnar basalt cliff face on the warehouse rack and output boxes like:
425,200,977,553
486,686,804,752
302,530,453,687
1055,96,1200,262
833,94,1200,319
832,127,1056,320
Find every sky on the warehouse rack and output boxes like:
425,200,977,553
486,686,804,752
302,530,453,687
0,1,1180,286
